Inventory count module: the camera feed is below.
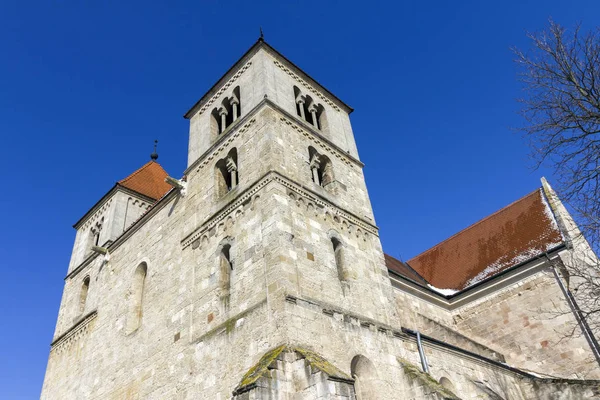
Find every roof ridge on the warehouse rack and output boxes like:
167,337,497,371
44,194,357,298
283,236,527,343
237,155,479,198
407,188,542,262
385,253,429,284
118,160,158,185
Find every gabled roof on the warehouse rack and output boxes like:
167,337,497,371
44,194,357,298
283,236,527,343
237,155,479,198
402,189,564,291
117,161,171,201
73,160,172,229
385,254,428,285
183,38,353,119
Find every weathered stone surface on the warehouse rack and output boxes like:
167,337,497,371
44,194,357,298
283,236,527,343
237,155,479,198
41,40,600,399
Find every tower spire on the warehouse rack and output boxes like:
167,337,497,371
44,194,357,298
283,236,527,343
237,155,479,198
150,140,158,161
259,27,264,41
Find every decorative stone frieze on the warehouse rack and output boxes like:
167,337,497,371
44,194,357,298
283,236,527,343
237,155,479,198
194,61,252,117
50,310,97,355
274,60,340,111
280,116,356,168
193,118,256,173
81,198,112,230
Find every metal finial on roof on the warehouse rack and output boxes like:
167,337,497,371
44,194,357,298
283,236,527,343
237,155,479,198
150,140,159,161
260,27,264,40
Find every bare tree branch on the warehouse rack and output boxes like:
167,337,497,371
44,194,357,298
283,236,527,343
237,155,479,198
514,20,600,341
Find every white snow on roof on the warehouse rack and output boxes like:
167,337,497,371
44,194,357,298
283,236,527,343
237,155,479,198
539,188,566,241
427,284,459,296
462,190,563,289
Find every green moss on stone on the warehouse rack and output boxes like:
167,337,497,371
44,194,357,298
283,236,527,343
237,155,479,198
295,347,351,380
237,345,286,389
397,357,460,399
234,345,352,395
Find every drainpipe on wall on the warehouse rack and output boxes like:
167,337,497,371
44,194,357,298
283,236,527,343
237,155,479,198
548,256,600,367
416,330,430,374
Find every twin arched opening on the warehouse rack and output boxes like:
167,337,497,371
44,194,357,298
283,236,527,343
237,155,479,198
211,86,241,137
294,86,328,134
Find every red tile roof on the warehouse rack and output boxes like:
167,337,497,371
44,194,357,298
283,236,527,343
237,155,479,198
400,189,564,291
385,254,428,285
118,161,171,200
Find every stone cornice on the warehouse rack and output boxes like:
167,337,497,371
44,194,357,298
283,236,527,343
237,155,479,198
65,190,177,281
183,39,352,119
185,99,363,176
50,310,97,352
273,59,340,111
181,170,379,250
186,61,253,119
73,185,157,230
288,295,542,381
186,116,257,175
389,247,566,310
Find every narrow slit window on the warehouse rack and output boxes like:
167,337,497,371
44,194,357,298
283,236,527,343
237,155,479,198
332,237,346,282
219,243,233,301
127,262,147,333
79,276,90,314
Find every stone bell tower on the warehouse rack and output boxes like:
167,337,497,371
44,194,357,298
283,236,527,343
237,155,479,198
179,38,398,397
41,38,400,399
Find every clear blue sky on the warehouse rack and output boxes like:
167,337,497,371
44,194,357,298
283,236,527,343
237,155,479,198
1,1,599,398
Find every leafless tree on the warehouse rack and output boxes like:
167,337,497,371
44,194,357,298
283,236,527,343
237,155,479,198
514,20,600,347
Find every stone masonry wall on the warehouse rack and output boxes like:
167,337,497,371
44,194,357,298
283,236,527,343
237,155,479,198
43,44,600,399
451,270,600,379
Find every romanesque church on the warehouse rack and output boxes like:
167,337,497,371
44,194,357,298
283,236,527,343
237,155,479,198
41,39,600,399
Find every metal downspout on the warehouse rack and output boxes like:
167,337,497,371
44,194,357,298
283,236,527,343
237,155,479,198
416,330,430,373
549,259,600,366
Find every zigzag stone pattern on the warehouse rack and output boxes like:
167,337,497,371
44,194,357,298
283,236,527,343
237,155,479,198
82,198,112,230
50,311,97,355
181,172,376,250
279,117,355,168
195,62,253,117
273,60,341,112
193,118,257,174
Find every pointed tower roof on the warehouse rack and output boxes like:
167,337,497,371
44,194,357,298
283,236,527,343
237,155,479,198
117,161,171,201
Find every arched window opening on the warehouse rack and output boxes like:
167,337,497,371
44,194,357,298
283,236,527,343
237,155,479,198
79,276,90,315
219,243,233,301
308,147,334,188
231,86,241,121
351,355,378,400
213,86,241,136
439,377,456,393
86,218,103,255
294,86,326,132
215,148,239,197
316,104,328,134
331,237,346,282
211,108,221,137
127,262,147,333
303,95,315,126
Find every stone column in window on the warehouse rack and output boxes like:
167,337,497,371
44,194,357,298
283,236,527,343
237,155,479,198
230,95,239,121
226,156,238,189
296,96,306,120
308,103,319,129
218,106,228,133
310,154,321,186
